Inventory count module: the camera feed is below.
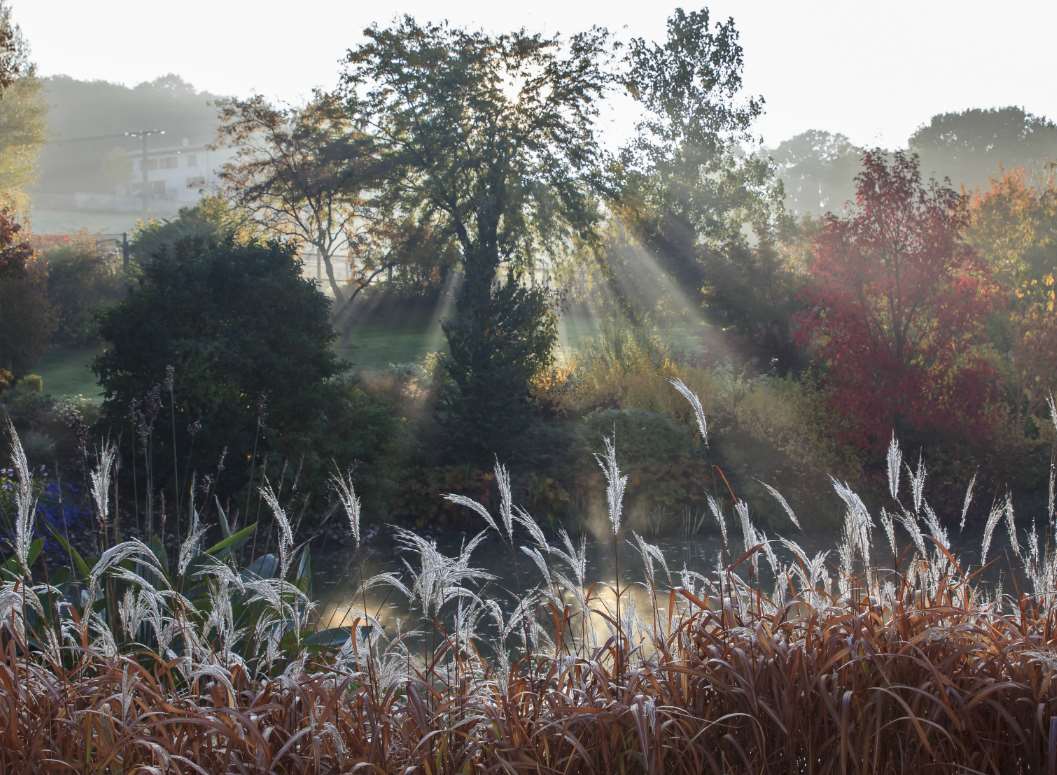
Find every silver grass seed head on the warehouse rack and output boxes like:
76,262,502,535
594,435,627,536
669,377,708,447
330,466,362,549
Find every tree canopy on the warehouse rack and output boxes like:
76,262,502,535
613,8,793,360
340,16,612,281
0,1,43,211
797,151,999,449
340,17,614,459
910,107,1057,193
217,92,389,305
769,130,862,217
95,226,343,491
966,168,1057,416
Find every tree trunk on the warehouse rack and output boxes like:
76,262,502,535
319,246,347,306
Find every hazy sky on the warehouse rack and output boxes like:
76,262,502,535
16,0,1057,149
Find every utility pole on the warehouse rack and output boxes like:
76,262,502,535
125,129,165,221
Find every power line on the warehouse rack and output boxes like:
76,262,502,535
125,129,165,220
42,132,137,145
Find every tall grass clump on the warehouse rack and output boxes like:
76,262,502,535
0,385,1056,772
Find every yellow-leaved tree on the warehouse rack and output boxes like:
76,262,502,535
966,167,1057,418
0,1,44,213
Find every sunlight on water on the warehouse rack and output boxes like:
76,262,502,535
312,530,735,651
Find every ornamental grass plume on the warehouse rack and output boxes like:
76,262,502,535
594,434,627,536
6,420,35,576
329,466,361,549
0,384,1055,772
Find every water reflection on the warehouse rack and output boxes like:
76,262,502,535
313,524,1012,650
314,530,749,649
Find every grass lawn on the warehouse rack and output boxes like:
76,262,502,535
33,347,103,401
29,316,715,402
30,326,440,404
336,322,441,370
335,316,715,371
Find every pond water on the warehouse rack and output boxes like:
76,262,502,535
310,523,1011,643
315,528,724,632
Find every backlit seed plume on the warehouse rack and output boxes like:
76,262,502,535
959,470,977,533
259,479,294,577
443,494,498,536
494,460,515,544
886,433,901,502
594,435,627,535
879,507,897,557
907,452,927,514
89,440,118,530
980,499,1004,568
706,494,728,549
177,477,209,576
757,480,800,529
669,377,708,447
7,422,35,576
1003,491,1020,559
330,467,362,549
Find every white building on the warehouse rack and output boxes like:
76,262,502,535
30,138,235,235
123,140,233,210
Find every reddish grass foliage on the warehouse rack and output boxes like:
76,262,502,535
1,576,1055,774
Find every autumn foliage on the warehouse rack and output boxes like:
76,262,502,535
967,168,1057,416
797,151,1000,449
0,208,31,278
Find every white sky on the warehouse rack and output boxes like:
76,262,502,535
16,0,1057,149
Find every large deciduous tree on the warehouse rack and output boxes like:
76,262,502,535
797,150,999,450
909,107,1057,193
216,93,384,305
769,130,863,217
616,8,795,363
340,17,612,460
0,1,44,211
966,168,1057,418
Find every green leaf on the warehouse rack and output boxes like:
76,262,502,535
215,496,232,538
203,522,256,560
48,527,92,581
245,553,278,579
0,538,44,577
296,545,312,596
304,627,352,647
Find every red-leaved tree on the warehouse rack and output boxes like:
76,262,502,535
0,208,30,278
796,151,1000,450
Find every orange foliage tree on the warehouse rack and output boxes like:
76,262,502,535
796,151,1000,450
966,168,1057,418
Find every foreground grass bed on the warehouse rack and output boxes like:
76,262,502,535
3,590,1056,773
2,381,1057,772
